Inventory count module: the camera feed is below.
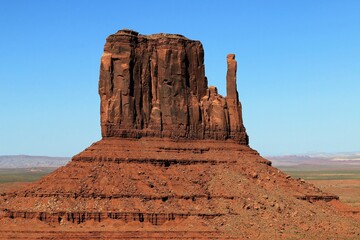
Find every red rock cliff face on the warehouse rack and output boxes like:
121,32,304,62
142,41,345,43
99,29,248,144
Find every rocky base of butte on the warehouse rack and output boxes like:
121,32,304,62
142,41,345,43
0,30,358,239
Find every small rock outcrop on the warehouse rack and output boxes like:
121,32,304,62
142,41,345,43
99,29,248,144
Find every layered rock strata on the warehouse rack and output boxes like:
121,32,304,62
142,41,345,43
0,139,338,224
99,29,248,144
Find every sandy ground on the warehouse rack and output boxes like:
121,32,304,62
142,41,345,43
309,179,360,207
0,182,29,194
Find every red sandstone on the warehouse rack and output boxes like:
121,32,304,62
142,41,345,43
0,29,358,239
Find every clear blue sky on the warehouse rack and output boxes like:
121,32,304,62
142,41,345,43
0,0,359,157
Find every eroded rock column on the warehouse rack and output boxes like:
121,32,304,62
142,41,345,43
98,29,248,144
226,54,248,144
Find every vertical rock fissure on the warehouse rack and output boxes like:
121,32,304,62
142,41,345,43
99,29,248,144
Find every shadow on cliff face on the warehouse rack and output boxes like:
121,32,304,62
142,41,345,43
99,29,248,144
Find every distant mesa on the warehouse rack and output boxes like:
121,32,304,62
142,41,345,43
0,155,70,168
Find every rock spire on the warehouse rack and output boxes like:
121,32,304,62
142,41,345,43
99,29,248,144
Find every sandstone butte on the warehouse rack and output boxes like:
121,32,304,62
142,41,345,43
0,29,359,239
